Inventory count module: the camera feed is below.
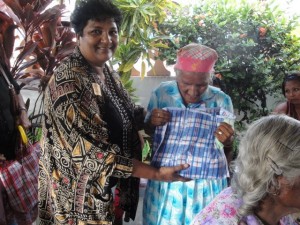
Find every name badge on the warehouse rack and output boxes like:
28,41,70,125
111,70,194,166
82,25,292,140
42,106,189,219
92,83,102,96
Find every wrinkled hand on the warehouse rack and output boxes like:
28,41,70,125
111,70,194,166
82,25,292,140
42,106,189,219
150,109,171,126
156,164,191,182
19,110,31,129
214,122,234,146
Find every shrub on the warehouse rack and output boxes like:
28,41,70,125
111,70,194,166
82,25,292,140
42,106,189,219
157,0,300,125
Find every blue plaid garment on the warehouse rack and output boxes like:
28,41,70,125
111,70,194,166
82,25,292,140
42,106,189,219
151,107,235,179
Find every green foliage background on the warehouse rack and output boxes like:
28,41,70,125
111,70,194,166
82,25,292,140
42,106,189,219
157,0,300,125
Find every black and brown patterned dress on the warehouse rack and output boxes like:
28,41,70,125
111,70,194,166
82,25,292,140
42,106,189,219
39,47,143,225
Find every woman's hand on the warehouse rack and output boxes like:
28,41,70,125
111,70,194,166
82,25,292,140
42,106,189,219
17,94,31,129
214,122,234,146
155,164,191,182
150,109,171,127
132,159,191,182
19,110,31,129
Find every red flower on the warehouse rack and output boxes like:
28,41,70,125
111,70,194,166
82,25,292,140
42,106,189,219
97,152,104,159
259,27,267,37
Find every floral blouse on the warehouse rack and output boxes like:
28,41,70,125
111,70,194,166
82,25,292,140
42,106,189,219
191,187,298,225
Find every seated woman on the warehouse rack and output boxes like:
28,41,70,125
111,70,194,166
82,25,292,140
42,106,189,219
273,72,300,120
191,114,300,225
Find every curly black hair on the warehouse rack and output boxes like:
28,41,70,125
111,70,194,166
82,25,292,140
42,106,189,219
70,0,122,36
281,72,300,96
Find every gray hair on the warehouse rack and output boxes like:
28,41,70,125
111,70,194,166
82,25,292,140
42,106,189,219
174,69,213,83
231,114,300,217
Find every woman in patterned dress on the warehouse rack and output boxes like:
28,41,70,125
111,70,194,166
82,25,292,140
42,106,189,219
191,115,300,225
38,1,189,224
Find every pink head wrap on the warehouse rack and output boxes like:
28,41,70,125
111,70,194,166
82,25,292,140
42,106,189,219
174,43,218,73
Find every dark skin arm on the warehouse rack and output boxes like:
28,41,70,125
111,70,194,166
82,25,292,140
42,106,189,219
17,93,31,129
132,159,191,182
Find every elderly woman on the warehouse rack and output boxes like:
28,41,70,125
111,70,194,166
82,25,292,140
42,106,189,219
143,43,235,225
38,0,189,224
273,72,300,120
191,114,300,225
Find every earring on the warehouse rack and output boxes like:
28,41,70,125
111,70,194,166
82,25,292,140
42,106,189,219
271,189,280,196
266,182,280,196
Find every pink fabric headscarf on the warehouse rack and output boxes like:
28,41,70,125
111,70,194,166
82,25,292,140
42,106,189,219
174,43,218,73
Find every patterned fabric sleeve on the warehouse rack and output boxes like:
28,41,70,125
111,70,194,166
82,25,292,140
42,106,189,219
191,187,298,225
191,187,241,225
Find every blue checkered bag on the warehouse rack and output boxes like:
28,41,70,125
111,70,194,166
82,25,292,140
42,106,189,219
151,107,235,179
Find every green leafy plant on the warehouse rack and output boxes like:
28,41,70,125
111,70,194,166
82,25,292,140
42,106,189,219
113,0,176,77
109,0,177,99
157,0,300,125
0,0,77,141
0,0,76,85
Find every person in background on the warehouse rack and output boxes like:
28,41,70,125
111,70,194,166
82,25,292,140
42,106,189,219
191,114,300,225
273,73,300,222
0,62,32,225
273,72,300,120
38,1,189,225
143,43,235,225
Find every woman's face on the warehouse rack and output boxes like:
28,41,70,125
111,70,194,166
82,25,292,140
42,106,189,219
78,18,118,68
284,80,300,105
277,176,300,213
176,70,210,105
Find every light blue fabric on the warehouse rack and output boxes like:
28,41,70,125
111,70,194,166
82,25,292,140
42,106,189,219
144,81,234,124
143,81,234,225
143,179,228,225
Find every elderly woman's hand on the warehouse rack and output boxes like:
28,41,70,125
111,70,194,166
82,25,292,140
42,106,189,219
214,122,234,146
150,109,171,126
19,110,31,129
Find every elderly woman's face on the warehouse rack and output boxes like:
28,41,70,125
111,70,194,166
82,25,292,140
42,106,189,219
176,70,210,105
277,175,300,212
78,18,118,68
284,80,300,105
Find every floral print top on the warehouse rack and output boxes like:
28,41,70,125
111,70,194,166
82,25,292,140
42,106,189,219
191,187,298,225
